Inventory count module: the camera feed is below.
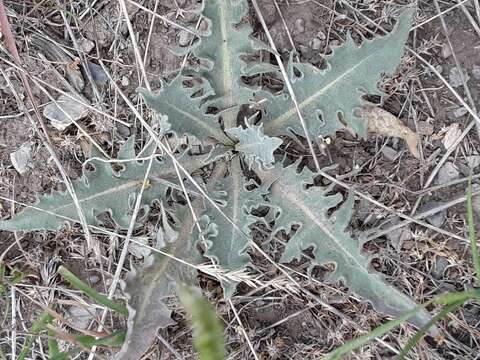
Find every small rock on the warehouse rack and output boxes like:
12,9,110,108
316,31,326,40
121,75,130,87
472,64,480,81
87,62,108,85
78,37,95,53
441,43,452,58
386,224,413,250
436,162,459,185
116,123,131,138
449,66,470,88
381,145,400,161
294,18,305,33
432,256,449,279
442,123,462,150
10,143,31,174
68,306,93,330
453,107,468,118
178,29,193,47
43,94,90,131
88,274,100,284
419,200,446,227
310,38,322,50
466,155,480,169
128,237,150,258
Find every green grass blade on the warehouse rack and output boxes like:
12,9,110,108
74,330,126,348
467,177,480,284
58,266,128,316
49,353,70,360
48,328,61,357
322,290,478,360
397,301,463,359
18,312,54,360
180,288,226,360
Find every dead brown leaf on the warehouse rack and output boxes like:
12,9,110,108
360,106,420,159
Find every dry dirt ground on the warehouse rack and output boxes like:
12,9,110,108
1,0,480,359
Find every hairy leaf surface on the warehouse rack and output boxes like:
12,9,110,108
194,0,258,129
0,138,209,231
202,158,260,296
257,163,436,332
262,10,413,139
140,77,232,145
116,207,199,360
226,123,282,168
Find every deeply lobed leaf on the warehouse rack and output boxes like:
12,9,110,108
194,0,260,129
257,163,437,333
201,158,261,296
116,207,199,360
226,122,282,168
0,138,209,231
262,10,413,140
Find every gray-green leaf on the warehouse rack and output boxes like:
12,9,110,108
0,137,209,231
140,77,232,145
226,123,282,168
257,163,436,333
262,10,413,139
194,0,259,129
202,158,260,296
116,207,198,360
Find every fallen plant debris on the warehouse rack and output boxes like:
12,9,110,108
361,105,420,158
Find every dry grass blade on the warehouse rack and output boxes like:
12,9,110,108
250,0,322,172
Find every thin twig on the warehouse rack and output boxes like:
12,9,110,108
228,298,260,360
251,0,322,172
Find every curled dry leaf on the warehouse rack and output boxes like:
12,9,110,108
360,106,420,159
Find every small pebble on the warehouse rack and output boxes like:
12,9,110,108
78,37,95,53
68,306,93,330
453,107,468,118
87,62,108,85
294,18,305,33
88,274,100,284
43,94,90,131
449,66,470,88
472,64,480,81
432,256,449,279
10,142,31,174
316,31,326,40
419,200,446,228
442,123,461,150
178,30,193,47
435,162,459,185
310,38,322,50
381,146,400,161
121,75,130,87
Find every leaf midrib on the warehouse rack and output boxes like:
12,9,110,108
273,182,369,275
265,49,379,132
